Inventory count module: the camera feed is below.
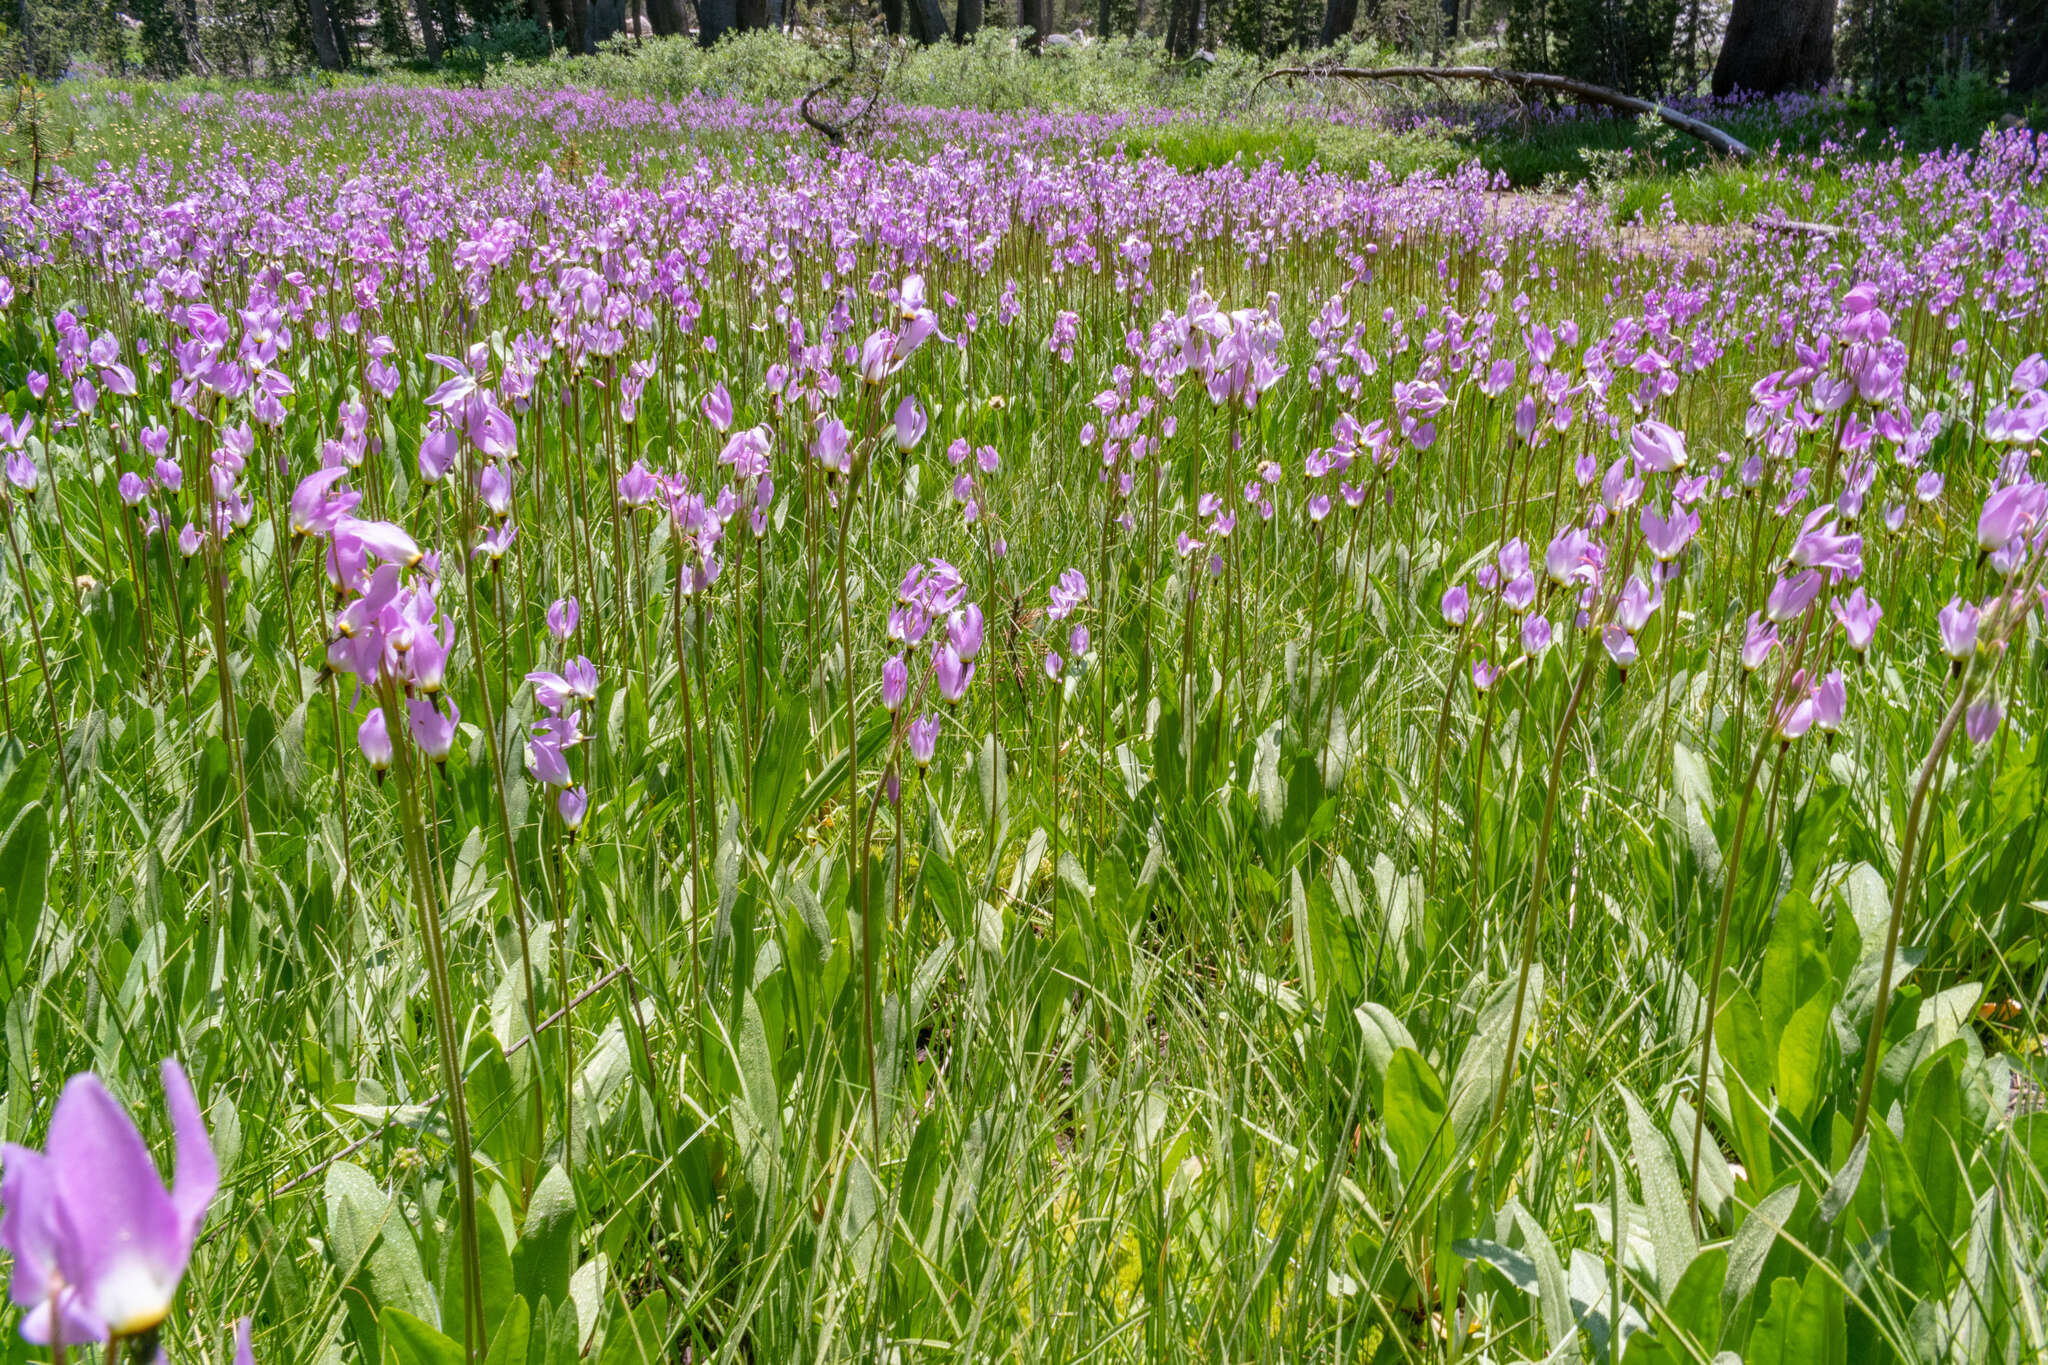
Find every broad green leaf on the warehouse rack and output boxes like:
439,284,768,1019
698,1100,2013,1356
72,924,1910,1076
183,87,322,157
768,712,892,862
1774,994,1836,1129
595,1290,670,1365
568,1253,606,1352
733,988,782,1192
1511,1199,1576,1360
1447,968,1540,1149
1288,868,1316,1003
1716,979,1772,1094
1759,895,1832,1055
1382,1047,1450,1194
1744,1265,1845,1365
1902,1048,1967,1242
1722,1182,1799,1320
1621,1084,1696,1301
512,1165,576,1315
325,1161,438,1330
1668,1096,1733,1229
483,1296,529,1365
381,1310,462,1365
539,1292,580,1365
1663,1243,1726,1351
0,801,48,962
439,1193,515,1349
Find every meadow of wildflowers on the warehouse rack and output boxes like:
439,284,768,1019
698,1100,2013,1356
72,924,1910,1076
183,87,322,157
0,83,2046,1364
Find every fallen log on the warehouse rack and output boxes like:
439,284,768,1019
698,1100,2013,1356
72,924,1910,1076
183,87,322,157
1251,65,1754,161
1750,216,1844,237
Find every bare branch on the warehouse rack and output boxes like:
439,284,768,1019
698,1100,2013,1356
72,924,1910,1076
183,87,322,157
1251,65,1755,160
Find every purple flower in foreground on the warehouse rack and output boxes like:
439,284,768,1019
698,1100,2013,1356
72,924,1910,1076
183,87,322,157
1775,679,1818,742
933,644,973,702
1544,528,1597,587
1630,419,1688,473
1766,570,1822,624
0,1060,218,1345
617,461,659,508
1602,625,1638,669
1741,614,1778,671
1615,576,1661,633
881,655,909,712
358,709,393,772
547,597,579,641
703,382,734,433
1966,695,2003,744
1788,506,1861,575
1441,584,1469,627
558,786,590,832
525,714,578,787
418,428,458,484
1832,587,1882,653
1977,482,2045,554
892,395,927,452
1640,502,1698,562
1047,568,1089,621
1938,598,1979,661
1813,670,1847,733
812,416,852,477
947,605,984,660
407,697,458,762
907,714,941,769
474,523,516,562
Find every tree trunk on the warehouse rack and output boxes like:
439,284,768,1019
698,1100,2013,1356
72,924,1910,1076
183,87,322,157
736,0,768,31
176,0,210,72
882,0,903,32
414,0,442,61
1317,0,1356,47
1711,0,1833,96
906,0,949,41
956,0,982,40
309,0,347,67
697,0,731,45
567,0,589,51
587,0,624,41
2014,0,2048,95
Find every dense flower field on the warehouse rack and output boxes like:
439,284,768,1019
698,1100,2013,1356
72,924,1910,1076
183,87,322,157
1,88,2047,1363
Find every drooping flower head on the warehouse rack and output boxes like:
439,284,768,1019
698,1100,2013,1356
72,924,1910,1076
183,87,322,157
547,597,580,641
0,1061,218,1346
